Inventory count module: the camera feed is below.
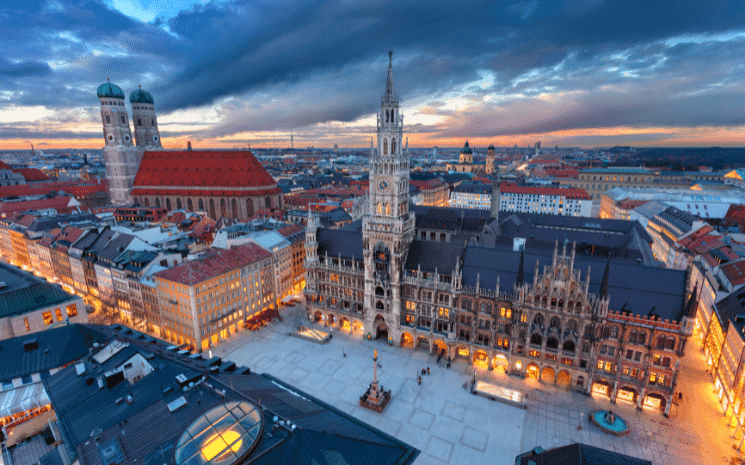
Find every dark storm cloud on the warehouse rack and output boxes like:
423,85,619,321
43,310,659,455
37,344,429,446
154,0,745,113
0,58,52,77
2,0,745,142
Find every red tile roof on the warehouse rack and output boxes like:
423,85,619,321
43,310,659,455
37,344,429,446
0,196,86,217
533,168,579,179
0,180,108,198
13,214,37,227
154,244,271,286
0,161,11,171
133,150,280,196
13,168,49,181
721,259,745,286
278,223,303,237
617,199,649,210
499,182,592,200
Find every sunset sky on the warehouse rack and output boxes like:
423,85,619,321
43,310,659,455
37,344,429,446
3,0,745,150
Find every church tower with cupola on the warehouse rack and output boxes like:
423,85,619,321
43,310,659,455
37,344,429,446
130,86,162,149
98,80,142,205
362,51,415,342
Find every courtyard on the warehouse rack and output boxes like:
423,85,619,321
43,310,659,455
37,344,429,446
212,304,740,465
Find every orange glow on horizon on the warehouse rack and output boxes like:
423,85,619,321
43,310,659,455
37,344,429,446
4,125,745,150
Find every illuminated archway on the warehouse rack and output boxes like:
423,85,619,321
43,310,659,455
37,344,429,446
556,370,571,388
540,366,555,383
400,332,414,348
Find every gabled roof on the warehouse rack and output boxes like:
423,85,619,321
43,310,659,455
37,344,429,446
721,259,745,286
133,150,280,194
500,182,591,200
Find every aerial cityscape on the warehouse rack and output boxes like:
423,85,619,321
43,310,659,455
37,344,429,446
2,1,745,465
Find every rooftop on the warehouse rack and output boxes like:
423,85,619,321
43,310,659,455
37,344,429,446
500,183,592,200
155,244,271,286
0,262,81,319
133,150,280,195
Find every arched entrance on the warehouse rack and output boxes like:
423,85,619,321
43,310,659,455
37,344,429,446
576,376,585,388
617,386,639,404
351,321,363,334
473,350,489,369
643,393,666,410
313,311,322,322
540,366,556,383
591,380,612,398
526,362,540,379
374,315,388,340
339,317,350,332
556,370,571,388
493,354,509,374
455,345,470,362
433,340,448,357
400,332,414,349
416,335,430,351
327,314,336,326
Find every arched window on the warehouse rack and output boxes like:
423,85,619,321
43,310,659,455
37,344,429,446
120,115,126,124
105,115,111,124
151,119,155,127
176,198,182,210
530,334,542,346
166,198,172,211
532,314,544,326
198,198,204,211
383,139,388,155
385,203,391,215
137,118,142,127
637,332,646,345
391,138,396,155
144,197,150,207
232,199,238,218
187,198,193,211
220,198,227,218
546,337,558,349
377,203,382,214
385,109,389,123
563,340,575,352
265,197,272,208
209,199,216,219
155,198,161,208
246,199,254,218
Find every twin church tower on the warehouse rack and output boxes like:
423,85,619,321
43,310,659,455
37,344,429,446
96,80,162,205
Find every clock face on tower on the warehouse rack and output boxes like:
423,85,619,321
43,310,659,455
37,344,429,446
378,180,389,191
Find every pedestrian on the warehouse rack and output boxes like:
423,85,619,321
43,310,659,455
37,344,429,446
427,367,430,375
418,376,421,385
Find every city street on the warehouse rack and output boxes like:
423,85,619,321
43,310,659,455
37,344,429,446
210,305,741,465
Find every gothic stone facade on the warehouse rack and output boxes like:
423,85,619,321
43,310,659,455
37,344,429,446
303,55,693,415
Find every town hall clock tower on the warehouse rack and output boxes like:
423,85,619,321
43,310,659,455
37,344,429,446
362,51,415,342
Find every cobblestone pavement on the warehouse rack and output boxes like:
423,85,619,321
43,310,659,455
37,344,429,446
210,305,741,465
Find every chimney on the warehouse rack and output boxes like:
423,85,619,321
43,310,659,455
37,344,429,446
187,141,192,151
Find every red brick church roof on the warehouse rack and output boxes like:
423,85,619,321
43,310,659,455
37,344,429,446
132,150,280,196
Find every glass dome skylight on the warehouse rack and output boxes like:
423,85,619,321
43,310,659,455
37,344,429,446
175,401,262,465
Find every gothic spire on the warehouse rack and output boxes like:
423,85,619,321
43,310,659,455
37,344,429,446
383,50,397,105
515,247,525,287
599,260,610,299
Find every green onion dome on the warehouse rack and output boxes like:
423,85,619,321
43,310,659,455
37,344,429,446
97,81,125,99
129,86,154,104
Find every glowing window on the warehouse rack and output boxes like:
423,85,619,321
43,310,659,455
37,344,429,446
175,402,262,465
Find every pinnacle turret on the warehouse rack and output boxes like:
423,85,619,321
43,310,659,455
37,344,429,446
382,50,398,105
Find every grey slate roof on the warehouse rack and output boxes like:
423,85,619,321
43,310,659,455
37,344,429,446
462,244,686,321
0,262,80,319
0,324,108,383
714,288,745,332
516,442,651,465
405,239,463,274
316,228,363,261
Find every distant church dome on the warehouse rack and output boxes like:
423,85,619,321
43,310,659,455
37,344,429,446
97,81,125,99
488,144,495,150
129,86,154,104
461,140,473,154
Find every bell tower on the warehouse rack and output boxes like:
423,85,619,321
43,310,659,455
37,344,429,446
362,51,415,343
98,79,140,206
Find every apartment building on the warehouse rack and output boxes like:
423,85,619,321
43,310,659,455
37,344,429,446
153,244,273,351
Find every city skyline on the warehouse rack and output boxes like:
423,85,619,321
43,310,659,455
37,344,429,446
3,0,745,150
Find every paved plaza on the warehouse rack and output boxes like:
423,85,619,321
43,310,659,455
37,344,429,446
211,305,741,465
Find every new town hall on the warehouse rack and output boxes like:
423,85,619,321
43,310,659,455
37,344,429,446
305,53,696,415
